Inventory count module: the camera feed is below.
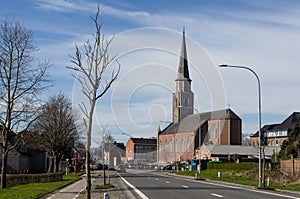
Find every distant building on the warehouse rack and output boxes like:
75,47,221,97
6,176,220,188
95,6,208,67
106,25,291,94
201,145,277,162
250,112,300,147
158,29,242,165
125,138,157,164
104,142,125,168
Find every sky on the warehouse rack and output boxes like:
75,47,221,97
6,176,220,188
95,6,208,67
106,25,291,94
1,0,300,146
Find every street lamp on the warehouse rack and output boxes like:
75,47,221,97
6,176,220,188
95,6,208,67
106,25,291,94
194,108,201,173
219,64,263,188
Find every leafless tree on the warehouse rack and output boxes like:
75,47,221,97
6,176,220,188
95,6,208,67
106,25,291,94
0,18,50,188
68,7,120,199
31,93,79,173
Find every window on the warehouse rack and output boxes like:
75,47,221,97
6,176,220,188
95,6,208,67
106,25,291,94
214,126,219,140
182,138,185,152
187,137,192,152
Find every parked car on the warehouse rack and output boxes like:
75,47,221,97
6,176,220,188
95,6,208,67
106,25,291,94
162,164,173,170
116,164,126,172
96,163,108,170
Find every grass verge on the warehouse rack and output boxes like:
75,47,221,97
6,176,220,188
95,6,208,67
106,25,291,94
94,183,115,189
0,173,82,199
176,169,300,192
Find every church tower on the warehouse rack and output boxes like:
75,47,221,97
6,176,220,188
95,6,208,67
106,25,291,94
172,28,194,123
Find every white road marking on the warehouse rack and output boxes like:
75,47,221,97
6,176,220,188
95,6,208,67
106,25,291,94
211,193,224,198
182,185,189,188
165,181,170,183
118,173,149,199
155,178,159,180
155,173,300,199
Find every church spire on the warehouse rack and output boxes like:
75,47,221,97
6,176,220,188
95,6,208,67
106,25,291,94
172,27,194,123
177,26,191,81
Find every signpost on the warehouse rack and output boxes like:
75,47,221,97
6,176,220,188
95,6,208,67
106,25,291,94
73,152,78,180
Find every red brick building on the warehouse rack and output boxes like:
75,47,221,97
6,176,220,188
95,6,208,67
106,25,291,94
126,138,157,164
158,109,241,163
158,29,242,164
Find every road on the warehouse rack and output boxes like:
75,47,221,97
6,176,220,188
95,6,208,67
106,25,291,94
119,169,300,199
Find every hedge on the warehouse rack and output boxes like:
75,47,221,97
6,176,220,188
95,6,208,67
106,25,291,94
207,162,257,170
5,172,63,186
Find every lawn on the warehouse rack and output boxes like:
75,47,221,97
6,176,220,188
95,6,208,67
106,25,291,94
176,164,300,192
0,173,81,199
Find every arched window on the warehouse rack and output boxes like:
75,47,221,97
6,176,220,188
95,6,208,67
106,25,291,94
159,140,162,155
187,137,192,152
182,138,185,152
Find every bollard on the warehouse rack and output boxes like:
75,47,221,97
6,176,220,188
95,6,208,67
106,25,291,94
104,193,110,199
218,172,222,178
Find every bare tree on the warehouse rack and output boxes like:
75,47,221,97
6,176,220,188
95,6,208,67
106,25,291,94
31,93,79,173
0,18,50,188
68,7,120,199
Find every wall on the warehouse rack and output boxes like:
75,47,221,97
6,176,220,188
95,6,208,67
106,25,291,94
280,157,300,177
158,131,195,164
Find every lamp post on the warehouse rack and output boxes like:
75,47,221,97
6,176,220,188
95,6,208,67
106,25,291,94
219,64,263,188
194,108,201,173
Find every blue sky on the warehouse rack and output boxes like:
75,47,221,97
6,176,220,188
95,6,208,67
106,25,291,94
1,0,300,145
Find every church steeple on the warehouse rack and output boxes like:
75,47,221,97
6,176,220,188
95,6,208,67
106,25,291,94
177,27,191,81
172,28,194,123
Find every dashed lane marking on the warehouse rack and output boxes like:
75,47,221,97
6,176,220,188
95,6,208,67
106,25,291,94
211,193,224,198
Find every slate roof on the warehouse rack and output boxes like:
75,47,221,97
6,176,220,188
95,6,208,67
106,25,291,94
160,109,240,135
176,27,191,81
204,145,277,157
130,138,157,145
251,112,300,137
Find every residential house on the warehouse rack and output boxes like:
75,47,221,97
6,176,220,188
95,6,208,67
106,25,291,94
104,142,126,168
250,112,300,148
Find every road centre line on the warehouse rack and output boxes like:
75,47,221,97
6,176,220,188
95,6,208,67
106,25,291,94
182,185,189,188
118,173,149,199
211,193,224,198
155,173,300,199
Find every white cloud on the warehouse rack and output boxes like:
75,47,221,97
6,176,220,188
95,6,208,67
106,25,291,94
17,1,300,141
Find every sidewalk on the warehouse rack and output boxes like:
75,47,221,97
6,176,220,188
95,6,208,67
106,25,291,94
76,170,140,199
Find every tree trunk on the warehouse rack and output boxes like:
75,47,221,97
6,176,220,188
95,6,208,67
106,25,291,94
85,150,91,199
1,152,8,188
48,158,53,173
53,156,57,173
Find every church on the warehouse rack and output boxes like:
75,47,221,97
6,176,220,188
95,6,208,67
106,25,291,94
157,29,242,164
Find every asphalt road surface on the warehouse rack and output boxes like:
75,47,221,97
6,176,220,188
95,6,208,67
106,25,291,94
119,169,300,199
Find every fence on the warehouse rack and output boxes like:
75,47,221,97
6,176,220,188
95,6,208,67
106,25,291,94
280,156,300,177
